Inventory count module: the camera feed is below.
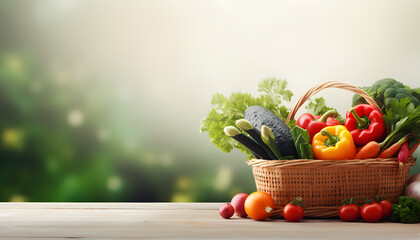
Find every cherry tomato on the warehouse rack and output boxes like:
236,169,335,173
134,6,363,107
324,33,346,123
361,202,383,223
244,191,275,221
283,198,304,222
339,203,360,222
378,199,392,219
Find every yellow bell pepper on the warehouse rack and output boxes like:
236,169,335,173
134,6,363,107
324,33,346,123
312,125,356,160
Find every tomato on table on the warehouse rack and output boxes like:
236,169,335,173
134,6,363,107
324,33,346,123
361,202,383,223
378,199,392,219
339,199,360,222
283,197,305,222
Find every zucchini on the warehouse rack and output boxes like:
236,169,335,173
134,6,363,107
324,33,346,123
261,125,282,159
236,119,277,160
223,126,269,159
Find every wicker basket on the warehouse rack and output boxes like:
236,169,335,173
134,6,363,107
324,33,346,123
246,81,417,218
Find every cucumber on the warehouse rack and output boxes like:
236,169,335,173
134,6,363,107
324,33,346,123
244,105,297,158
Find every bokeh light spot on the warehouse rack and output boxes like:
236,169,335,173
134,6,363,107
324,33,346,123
67,109,84,127
2,128,24,149
10,194,27,202
213,166,232,192
3,54,23,76
107,175,122,192
171,193,192,202
176,177,190,190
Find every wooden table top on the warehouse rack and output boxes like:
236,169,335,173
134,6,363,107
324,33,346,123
0,202,418,239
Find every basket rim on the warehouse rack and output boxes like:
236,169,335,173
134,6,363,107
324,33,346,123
286,81,382,124
247,156,416,168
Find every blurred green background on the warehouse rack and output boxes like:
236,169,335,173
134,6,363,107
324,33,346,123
0,0,419,202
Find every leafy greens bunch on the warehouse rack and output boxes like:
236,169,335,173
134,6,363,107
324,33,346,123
382,98,420,150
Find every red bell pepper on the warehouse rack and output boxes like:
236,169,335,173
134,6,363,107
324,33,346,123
297,110,342,142
344,104,385,146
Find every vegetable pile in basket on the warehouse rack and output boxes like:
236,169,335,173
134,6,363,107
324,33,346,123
201,78,420,162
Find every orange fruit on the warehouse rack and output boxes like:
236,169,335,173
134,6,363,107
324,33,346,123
244,191,275,220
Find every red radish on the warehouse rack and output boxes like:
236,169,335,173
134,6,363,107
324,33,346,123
398,142,410,166
231,193,248,218
219,203,234,219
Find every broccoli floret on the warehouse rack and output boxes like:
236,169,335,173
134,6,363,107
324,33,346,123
352,78,420,111
384,88,397,98
399,207,420,224
395,88,413,99
390,197,420,224
389,204,402,222
371,78,398,98
400,196,415,207
399,196,420,216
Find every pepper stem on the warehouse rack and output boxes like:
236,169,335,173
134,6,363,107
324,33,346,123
349,108,369,129
318,110,338,122
321,130,339,147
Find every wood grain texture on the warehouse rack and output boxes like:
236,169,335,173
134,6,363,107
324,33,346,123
0,203,418,239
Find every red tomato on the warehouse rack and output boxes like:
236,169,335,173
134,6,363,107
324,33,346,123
361,203,383,223
378,199,392,219
283,204,304,222
244,191,275,221
339,203,360,222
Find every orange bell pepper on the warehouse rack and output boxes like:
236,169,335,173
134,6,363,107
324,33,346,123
312,125,356,160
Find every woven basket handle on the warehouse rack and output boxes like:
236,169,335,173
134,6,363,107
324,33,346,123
286,81,382,124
